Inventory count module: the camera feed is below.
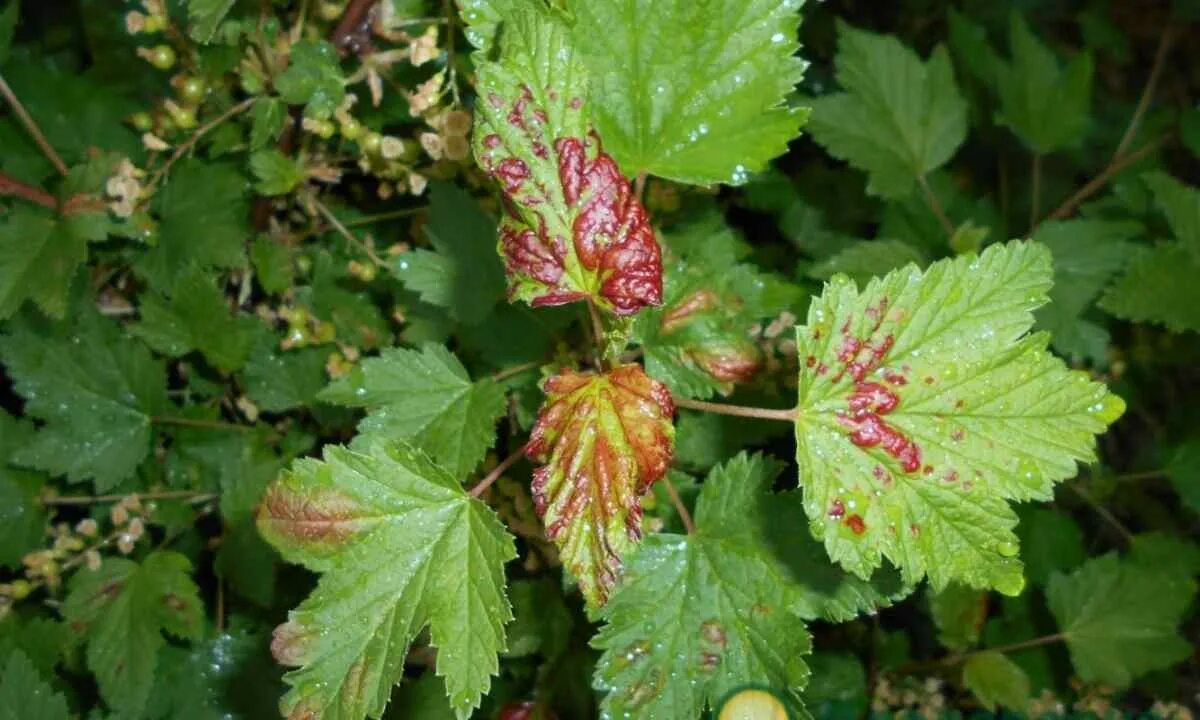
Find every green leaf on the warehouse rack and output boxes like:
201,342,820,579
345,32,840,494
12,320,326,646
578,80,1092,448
1099,243,1200,332
132,266,254,373
0,1,17,66
1143,171,1200,255
995,13,1093,153
593,455,811,719
1015,507,1084,587
1166,439,1200,513
0,651,68,720
392,182,504,325
250,235,293,294
0,165,112,319
389,673,456,720
1047,552,1196,688
256,441,515,720
144,624,280,720
0,308,168,491
138,160,250,289
1031,219,1139,363
0,615,67,678
1130,532,1200,579
807,23,967,199
275,40,344,119
240,336,328,414
249,148,304,195
319,344,506,480
793,241,1124,592
570,0,807,185
249,97,287,150
186,0,237,43
305,251,392,349
63,552,203,717
928,584,986,651
0,411,46,569
961,651,1029,712
503,578,572,660
808,239,926,286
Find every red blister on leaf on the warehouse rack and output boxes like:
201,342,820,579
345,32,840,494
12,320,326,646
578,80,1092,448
525,364,674,608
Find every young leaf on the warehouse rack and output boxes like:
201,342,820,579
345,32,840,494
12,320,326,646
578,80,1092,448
570,0,808,185
249,98,287,150
807,23,967,199
1047,552,1196,688
0,308,168,491
793,241,1124,593
132,266,255,373
525,364,674,609
274,40,345,119
961,651,1029,712
928,584,986,651
186,0,236,43
0,651,68,720
256,440,516,720
392,182,505,325
995,12,1093,153
593,454,811,719
249,148,305,196
319,344,507,480
472,6,664,315
63,552,203,717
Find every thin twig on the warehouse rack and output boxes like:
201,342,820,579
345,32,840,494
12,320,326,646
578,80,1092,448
311,195,386,266
662,475,695,534
1043,139,1163,223
152,415,253,432
1069,483,1133,543
1113,469,1165,483
469,447,525,498
917,174,953,238
673,397,797,423
300,206,426,240
1114,26,1174,159
491,361,539,383
43,490,217,506
148,98,257,187
1028,154,1042,234
0,171,57,210
0,72,68,176
897,633,1066,675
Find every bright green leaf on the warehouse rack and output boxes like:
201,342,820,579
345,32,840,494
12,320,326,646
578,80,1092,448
593,454,811,719
63,552,203,717
807,23,967,198
570,0,808,185
275,40,344,119
256,441,515,720
1048,552,1196,688
249,97,287,150
995,13,1093,153
0,308,168,491
793,241,1123,592
319,344,506,480
132,266,255,373
250,235,293,294
186,0,237,43
962,651,1029,712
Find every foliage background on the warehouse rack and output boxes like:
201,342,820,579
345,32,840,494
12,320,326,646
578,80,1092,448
0,0,1198,718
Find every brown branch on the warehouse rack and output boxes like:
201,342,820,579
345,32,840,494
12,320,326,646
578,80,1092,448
673,397,797,423
43,489,218,506
469,447,525,498
332,0,378,56
1114,26,1174,160
1043,139,1163,224
0,171,57,210
0,72,68,176
311,196,386,266
1069,483,1133,543
151,415,253,432
895,633,1066,675
661,475,694,534
491,361,539,383
917,174,953,238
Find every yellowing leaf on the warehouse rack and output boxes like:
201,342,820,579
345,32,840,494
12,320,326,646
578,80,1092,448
526,364,675,608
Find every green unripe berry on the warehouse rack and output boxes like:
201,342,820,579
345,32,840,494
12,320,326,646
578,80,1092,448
295,255,314,275
308,119,336,139
285,306,312,327
130,111,154,132
313,321,337,344
142,15,165,33
179,76,206,103
9,580,31,601
361,131,382,155
147,44,176,70
318,1,345,20
339,117,363,141
170,105,197,130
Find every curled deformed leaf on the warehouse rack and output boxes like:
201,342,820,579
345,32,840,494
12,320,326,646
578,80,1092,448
525,364,675,608
473,7,663,315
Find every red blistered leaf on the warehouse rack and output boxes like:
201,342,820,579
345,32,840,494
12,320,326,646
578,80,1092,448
525,364,674,608
473,10,663,315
